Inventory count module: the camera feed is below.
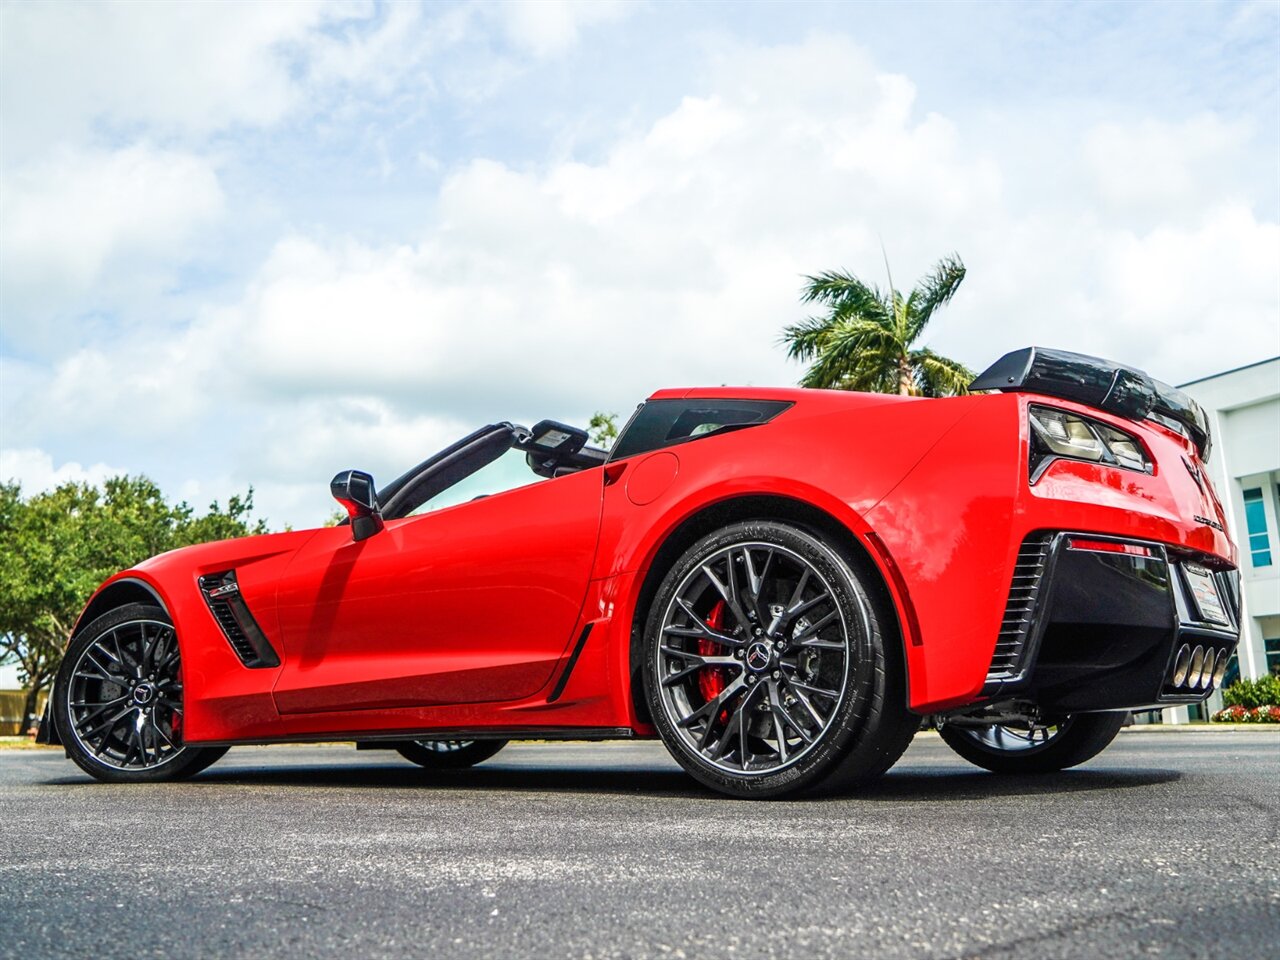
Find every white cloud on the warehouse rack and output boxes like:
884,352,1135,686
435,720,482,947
1083,115,1255,220
491,0,635,58
0,144,224,342
3,26,1276,530
0,1,338,156
0,448,129,494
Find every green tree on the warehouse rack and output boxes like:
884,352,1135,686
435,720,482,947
589,411,620,450
781,253,974,396
0,477,268,732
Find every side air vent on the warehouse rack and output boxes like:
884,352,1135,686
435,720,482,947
987,534,1053,682
197,571,281,668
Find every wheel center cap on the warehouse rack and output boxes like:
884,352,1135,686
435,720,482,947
745,641,773,672
133,683,155,705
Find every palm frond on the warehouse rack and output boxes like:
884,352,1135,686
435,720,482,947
799,271,891,318
904,254,965,341
911,347,975,397
779,316,836,361
796,319,903,390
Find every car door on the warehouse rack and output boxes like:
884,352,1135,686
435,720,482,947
271,463,604,714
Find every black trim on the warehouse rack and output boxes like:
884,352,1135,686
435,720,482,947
547,623,594,703
195,727,638,747
34,694,61,746
380,423,525,520
74,577,167,635
609,398,793,462
981,531,1241,711
198,571,281,669
972,346,1212,460
985,534,1057,684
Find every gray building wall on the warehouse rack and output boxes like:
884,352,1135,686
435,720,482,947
1163,357,1280,723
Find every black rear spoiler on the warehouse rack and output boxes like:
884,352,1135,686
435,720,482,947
971,347,1212,461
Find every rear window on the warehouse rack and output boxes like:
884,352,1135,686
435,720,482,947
610,399,792,461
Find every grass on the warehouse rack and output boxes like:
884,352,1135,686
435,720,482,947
0,736,59,750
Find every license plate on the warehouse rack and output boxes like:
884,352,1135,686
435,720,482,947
1183,564,1229,625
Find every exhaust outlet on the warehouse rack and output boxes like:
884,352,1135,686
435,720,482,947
1211,649,1229,688
1171,644,1192,687
1198,648,1216,689
1187,646,1205,689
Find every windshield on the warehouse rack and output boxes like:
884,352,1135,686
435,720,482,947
407,447,544,515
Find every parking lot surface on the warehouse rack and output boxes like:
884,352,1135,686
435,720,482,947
1,729,1277,959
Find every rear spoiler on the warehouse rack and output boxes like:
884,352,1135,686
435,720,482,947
971,347,1212,461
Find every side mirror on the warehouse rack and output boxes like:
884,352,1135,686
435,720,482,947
330,469,385,542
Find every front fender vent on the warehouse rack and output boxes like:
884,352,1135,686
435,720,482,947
198,571,281,669
987,534,1053,682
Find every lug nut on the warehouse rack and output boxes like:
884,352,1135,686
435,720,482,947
772,670,781,679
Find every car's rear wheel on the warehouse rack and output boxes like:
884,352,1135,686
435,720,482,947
394,739,508,768
939,712,1126,774
54,603,227,783
643,520,917,799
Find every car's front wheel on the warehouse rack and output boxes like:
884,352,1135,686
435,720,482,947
54,603,227,783
939,712,1126,774
394,739,508,768
643,520,917,799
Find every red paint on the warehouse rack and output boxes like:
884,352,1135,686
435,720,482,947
625,451,679,506
73,383,1239,745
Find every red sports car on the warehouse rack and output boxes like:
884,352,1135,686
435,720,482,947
41,347,1241,798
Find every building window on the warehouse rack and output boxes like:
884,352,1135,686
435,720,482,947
1267,637,1280,677
1243,487,1273,567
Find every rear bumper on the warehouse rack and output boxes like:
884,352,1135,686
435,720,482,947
982,532,1241,713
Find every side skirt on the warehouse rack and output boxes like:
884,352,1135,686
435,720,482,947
192,726,639,748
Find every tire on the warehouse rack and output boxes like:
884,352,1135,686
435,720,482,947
939,712,1126,774
53,603,228,783
394,739,509,769
643,520,916,799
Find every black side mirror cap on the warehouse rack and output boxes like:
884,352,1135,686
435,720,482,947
330,469,385,542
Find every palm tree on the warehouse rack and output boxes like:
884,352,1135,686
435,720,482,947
781,253,974,396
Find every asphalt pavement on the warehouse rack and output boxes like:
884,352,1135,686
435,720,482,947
1,729,1277,959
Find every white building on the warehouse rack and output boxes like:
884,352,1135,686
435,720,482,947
1165,357,1280,722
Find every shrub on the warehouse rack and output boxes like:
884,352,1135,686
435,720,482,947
1220,675,1280,710
1211,704,1280,724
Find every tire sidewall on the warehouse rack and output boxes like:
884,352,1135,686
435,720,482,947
643,520,882,798
939,712,1127,774
55,602,211,783
395,739,510,769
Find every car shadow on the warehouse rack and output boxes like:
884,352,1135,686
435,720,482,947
158,759,1183,802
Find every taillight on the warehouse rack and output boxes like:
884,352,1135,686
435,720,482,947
1028,404,1152,482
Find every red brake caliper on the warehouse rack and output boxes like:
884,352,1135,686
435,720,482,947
698,600,729,710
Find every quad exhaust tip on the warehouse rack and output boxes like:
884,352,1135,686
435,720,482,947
1168,643,1231,691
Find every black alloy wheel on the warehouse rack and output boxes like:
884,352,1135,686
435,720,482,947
395,739,509,768
644,520,917,799
54,603,227,782
939,712,1127,773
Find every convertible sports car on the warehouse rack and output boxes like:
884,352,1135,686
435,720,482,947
40,347,1241,798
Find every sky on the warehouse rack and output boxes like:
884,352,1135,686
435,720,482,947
1,0,1278,533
